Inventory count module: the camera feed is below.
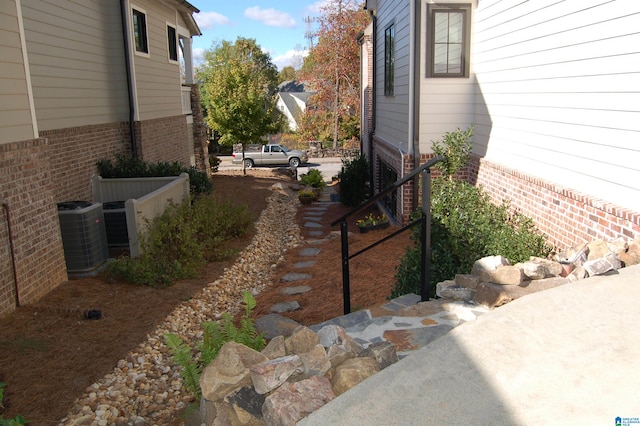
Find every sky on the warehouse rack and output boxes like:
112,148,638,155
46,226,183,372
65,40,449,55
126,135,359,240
190,1,332,71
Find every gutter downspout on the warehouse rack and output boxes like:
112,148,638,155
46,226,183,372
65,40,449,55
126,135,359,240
2,203,20,307
410,0,422,210
120,0,138,158
368,9,377,194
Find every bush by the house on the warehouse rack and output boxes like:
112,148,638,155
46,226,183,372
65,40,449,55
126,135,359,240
96,153,212,196
394,126,551,298
393,178,553,298
105,195,253,287
338,153,370,207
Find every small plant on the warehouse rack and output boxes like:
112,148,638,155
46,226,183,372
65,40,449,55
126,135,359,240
164,291,265,402
0,382,30,425
209,155,221,173
356,213,388,227
431,126,474,179
298,189,316,198
300,168,326,188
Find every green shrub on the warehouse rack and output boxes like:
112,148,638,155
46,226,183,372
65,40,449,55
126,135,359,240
164,291,265,402
96,154,212,196
0,382,29,425
209,155,221,173
300,168,326,188
431,126,474,178
392,178,553,299
338,154,370,207
104,196,253,287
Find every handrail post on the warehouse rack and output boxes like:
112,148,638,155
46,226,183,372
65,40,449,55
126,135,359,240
420,168,433,302
340,221,351,314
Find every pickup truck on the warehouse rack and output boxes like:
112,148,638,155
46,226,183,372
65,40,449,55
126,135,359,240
231,144,308,168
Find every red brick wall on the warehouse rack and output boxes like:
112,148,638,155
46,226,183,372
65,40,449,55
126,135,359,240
0,139,68,317
373,149,640,250
468,156,640,249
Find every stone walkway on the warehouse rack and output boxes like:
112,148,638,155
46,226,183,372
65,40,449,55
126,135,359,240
259,187,490,358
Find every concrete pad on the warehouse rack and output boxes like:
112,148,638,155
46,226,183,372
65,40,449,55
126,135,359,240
299,265,640,425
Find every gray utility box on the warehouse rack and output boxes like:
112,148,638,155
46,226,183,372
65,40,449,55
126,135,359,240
57,201,108,273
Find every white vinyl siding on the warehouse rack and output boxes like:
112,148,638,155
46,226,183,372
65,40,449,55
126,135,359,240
0,0,36,143
418,0,476,146
472,0,640,212
130,0,182,121
20,0,128,131
375,0,411,152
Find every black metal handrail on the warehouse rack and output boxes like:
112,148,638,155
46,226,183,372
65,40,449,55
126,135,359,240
331,156,444,315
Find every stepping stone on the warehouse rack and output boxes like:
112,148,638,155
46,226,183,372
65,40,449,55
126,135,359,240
305,211,325,216
304,221,322,228
309,310,372,332
383,325,454,352
280,285,312,295
293,260,317,268
270,301,301,313
255,314,301,339
300,247,321,257
281,273,312,283
307,231,323,237
306,239,325,245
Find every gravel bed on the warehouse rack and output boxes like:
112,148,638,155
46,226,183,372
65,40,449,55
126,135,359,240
60,186,302,425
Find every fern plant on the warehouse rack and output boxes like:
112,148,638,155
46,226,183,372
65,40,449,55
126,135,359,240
164,291,266,402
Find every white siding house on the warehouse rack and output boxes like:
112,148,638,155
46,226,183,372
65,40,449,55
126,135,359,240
365,0,640,248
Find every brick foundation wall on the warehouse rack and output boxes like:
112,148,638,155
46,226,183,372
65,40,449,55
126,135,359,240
0,139,68,318
41,122,131,201
468,156,640,250
137,115,190,167
372,137,415,222
372,149,640,250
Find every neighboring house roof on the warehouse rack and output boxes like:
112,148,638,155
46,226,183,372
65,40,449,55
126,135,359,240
277,80,306,92
276,82,315,131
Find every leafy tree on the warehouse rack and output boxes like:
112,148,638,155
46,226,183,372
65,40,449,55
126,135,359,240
198,38,284,149
298,0,370,147
278,66,297,83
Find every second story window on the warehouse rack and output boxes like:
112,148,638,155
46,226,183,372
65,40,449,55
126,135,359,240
427,4,471,77
132,8,148,54
167,24,178,62
384,23,395,96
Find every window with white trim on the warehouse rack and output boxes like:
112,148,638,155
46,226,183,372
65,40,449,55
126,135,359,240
427,4,471,78
132,7,148,54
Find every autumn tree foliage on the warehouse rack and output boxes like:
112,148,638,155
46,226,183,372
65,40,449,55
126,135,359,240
198,37,283,147
299,0,370,148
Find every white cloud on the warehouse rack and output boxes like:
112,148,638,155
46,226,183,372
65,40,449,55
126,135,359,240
244,6,296,28
193,47,205,65
306,0,331,14
195,11,231,30
272,48,309,71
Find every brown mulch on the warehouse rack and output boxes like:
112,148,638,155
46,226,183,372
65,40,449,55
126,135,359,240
0,172,412,424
